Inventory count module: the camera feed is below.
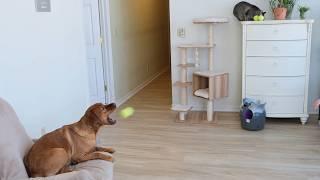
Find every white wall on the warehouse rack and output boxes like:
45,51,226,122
0,0,90,137
307,1,320,113
170,0,320,113
109,0,170,103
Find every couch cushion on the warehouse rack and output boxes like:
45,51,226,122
29,160,113,180
0,98,33,180
30,171,93,180
73,158,113,180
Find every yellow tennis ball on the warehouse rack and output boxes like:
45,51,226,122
120,107,135,118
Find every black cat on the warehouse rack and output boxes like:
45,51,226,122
233,1,266,21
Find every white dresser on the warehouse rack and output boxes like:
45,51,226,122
242,20,314,124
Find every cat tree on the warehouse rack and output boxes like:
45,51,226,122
172,17,229,121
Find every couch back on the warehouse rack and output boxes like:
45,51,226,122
0,98,33,179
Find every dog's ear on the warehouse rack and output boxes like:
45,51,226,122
85,104,104,123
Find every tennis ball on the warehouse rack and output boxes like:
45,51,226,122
120,107,135,118
258,15,265,21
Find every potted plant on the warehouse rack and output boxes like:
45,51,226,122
270,0,287,20
298,6,310,19
283,0,297,19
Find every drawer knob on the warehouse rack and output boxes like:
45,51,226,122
272,46,279,51
272,62,278,67
273,29,279,34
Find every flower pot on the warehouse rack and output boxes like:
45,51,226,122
300,12,306,19
273,8,287,20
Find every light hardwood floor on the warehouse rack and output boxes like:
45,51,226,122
99,71,320,180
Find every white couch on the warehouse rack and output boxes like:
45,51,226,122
0,98,113,180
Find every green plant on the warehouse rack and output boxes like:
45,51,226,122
283,0,296,8
283,0,297,18
270,0,285,9
298,5,310,19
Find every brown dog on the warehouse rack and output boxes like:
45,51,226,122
24,103,117,177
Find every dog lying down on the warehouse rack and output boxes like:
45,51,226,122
24,103,117,178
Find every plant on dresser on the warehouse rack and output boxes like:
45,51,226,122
270,0,287,20
283,0,297,19
298,6,310,20
241,20,314,124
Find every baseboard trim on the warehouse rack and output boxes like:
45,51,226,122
116,66,169,106
171,104,240,112
172,104,319,115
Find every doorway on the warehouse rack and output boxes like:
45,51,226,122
83,0,115,104
107,0,171,106
84,0,171,107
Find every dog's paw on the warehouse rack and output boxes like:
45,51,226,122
103,156,115,163
108,148,116,154
97,147,116,154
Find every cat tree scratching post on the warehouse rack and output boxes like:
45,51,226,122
208,24,214,121
172,17,229,121
208,24,214,70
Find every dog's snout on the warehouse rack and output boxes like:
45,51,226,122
110,103,116,109
108,118,117,125
106,103,117,110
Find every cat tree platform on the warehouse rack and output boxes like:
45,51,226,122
193,17,229,24
178,44,216,48
171,104,193,112
173,81,192,87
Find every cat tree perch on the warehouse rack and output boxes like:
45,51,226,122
172,17,229,121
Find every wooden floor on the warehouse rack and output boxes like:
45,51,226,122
99,71,320,180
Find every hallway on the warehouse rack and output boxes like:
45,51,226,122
117,70,173,113
100,71,320,180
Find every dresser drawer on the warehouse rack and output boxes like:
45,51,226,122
246,76,305,96
246,57,306,76
247,24,308,40
247,95,304,114
246,41,307,57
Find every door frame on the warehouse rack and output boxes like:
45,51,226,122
97,0,116,103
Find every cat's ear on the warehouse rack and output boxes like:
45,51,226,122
262,11,267,16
